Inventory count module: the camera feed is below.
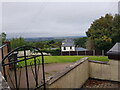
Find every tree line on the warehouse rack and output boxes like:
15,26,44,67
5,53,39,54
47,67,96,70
0,35,61,55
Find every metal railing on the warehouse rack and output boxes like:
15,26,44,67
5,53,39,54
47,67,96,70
1,45,46,90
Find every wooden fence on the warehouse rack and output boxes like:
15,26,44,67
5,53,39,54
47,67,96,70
61,50,107,56
0,44,10,77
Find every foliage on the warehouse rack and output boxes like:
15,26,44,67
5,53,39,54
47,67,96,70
86,38,95,50
0,32,6,44
94,35,112,50
10,37,61,53
86,14,120,51
41,48,61,56
33,42,44,49
75,37,87,48
11,37,26,50
32,40,61,49
48,40,55,44
46,40,61,48
50,49,61,56
111,14,120,44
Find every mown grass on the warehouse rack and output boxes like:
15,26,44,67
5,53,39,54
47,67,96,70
44,56,109,63
18,56,109,67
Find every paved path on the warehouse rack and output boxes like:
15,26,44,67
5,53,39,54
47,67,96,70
44,63,72,77
7,63,72,88
82,78,120,88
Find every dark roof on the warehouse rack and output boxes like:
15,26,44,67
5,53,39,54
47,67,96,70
107,42,120,60
75,47,88,51
62,39,75,47
109,42,120,52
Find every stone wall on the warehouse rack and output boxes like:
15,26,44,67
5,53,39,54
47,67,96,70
89,60,120,82
46,58,120,88
46,57,89,88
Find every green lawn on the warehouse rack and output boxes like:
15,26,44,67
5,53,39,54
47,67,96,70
44,56,109,63
18,56,109,67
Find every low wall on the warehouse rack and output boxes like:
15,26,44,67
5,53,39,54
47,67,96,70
46,57,89,88
89,60,110,80
46,58,120,88
89,60,120,82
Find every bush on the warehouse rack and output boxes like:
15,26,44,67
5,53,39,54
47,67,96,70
40,48,61,56
50,49,61,56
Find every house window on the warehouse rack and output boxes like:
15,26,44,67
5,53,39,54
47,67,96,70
64,47,66,50
70,46,72,49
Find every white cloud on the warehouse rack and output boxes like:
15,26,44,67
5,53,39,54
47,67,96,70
1,0,119,2
2,2,118,38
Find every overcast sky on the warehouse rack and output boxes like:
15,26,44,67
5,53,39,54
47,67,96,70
1,1,118,38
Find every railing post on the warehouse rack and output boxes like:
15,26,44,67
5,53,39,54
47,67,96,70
85,50,86,56
77,51,78,56
41,53,46,90
93,50,95,56
69,51,70,56
24,49,29,90
61,51,62,56
102,50,104,56
13,52,18,89
1,48,4,59
34,57,38,87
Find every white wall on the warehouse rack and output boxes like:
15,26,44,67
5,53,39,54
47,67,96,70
61,46,75,51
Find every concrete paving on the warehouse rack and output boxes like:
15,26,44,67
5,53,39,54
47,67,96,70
82,78,120,88
6,63,72,88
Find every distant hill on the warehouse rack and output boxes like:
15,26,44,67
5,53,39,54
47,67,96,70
7,36,86,42
24,36,86,42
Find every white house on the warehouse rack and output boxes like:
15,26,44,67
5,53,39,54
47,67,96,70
61,39,75,51
61,39,88,52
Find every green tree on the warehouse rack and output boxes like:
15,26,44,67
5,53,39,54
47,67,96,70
86,14,120,51
33,42,44,49
111,14,120,44
86,38,95,50
0,32,6,45
10,37,26,50
94,35,112,51
75,37,87,48
48,40,55,44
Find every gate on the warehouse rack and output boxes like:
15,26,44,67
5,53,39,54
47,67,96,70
1,46,46,90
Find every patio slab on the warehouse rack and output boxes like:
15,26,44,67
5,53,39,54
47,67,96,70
82,78,120,88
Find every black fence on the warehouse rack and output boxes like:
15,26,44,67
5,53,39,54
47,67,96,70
1,45,46,90
61,50,107,56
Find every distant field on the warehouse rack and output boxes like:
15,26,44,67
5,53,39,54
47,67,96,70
18,56,109,67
